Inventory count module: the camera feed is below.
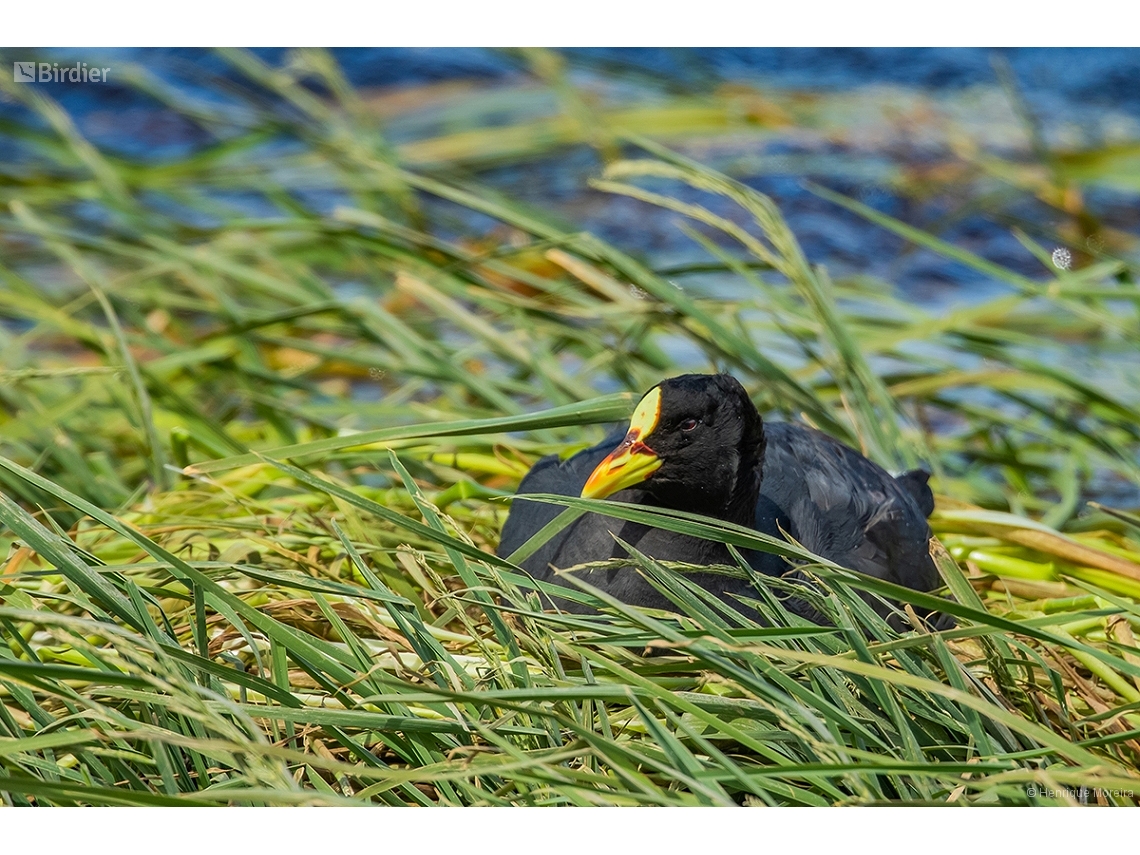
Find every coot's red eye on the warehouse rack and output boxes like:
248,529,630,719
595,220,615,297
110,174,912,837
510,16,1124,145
680,418,699,432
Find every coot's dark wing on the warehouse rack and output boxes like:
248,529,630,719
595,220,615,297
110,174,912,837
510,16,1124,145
758,422,940,594
496,432,624,573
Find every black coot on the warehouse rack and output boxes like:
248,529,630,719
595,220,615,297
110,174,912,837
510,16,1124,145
497,373,947,626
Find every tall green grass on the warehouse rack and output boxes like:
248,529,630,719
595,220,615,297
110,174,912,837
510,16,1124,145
1,48,1139,805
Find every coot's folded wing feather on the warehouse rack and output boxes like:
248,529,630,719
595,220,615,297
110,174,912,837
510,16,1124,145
759,422,939,591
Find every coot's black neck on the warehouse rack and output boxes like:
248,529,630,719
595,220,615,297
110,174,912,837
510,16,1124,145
655,449,763,567
669,439,764,530
723,464,762,529
722,405,766,527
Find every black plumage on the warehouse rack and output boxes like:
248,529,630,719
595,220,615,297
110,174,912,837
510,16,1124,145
497,373,947,626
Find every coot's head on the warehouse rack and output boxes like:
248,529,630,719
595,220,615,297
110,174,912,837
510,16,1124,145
582,373,765,514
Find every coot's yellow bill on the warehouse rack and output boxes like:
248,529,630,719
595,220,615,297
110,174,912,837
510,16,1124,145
581,387,663,499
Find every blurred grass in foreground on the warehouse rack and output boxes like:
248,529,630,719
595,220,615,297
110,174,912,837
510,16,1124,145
0,48,1139,805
